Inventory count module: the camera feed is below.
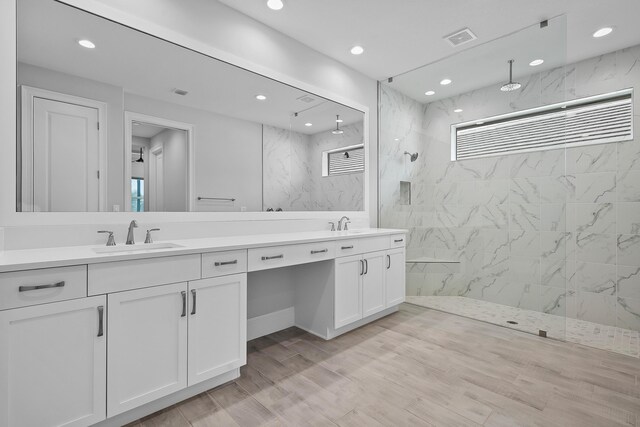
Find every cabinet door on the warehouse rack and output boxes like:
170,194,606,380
188,274,247,386
107,282,188,417
334,254,363,328
386,248,406,307
362,250,386,317
0,296,106,427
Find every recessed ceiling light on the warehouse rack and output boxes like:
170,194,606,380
593,27,613,38
305,123,313,127
454,108,463,113
78,39,95,49
424,90,435,96
350,45,364,55
266,0,284,10
529,59,544,67
255,94,267,101
440,78,452,86
394,138,400,141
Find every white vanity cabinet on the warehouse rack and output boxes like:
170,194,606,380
385,247,406,307
0,296,107,427
334,254,363,328
334,237,406,329
188,274,246,385
107,282,188,417
334,250,387,328
107,273,247,417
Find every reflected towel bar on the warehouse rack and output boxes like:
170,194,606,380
197,196,236,202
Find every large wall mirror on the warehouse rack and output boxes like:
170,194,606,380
16,0,365,213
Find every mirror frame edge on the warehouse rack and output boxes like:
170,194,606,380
1,0,371,226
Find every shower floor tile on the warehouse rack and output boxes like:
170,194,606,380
406,295,640,358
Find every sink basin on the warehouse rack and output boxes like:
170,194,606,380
343,230,371,234
93,242,184,254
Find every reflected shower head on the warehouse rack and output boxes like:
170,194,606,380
404,151,418,162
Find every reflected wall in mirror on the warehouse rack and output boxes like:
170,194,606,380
16,0,365,212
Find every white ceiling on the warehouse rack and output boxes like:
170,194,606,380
217,0,640,82
18,0,363,135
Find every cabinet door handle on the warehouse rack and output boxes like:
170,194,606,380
262,254,284,261
341,245,354,250
311,249,328,254
19,281,65,292
394,239,404,243
360,260,364,276
191,289,197,315
214,260,238,266
97,306,104,337
364,259,369,275
387,254,391,269
181,291,187,317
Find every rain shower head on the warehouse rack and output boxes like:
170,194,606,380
404,151,419,162
500,59,521,92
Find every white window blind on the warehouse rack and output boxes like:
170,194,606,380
452,89,633,161
323,144,364,176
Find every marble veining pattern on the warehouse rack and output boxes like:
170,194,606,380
380,44,640,352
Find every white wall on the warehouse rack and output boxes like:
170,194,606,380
126,93,263,213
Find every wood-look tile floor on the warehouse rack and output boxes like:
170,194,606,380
130,304,640,427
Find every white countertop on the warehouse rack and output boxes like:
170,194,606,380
0,228,407,272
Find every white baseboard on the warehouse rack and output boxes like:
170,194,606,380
247,306,295,340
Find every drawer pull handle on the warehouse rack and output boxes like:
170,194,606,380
364,259,369,275
394,239,404,243
387,254,391,269
360,260,365,276
214,260,238,266
262,255,284,261
311,249,328,254
181,291,187,317
18,281,65,292
191,289,197,315
341,245,354,250
97,306,104,337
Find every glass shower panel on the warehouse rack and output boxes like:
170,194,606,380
379,16,569,343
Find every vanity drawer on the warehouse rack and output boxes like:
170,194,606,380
248,242,335,272
358,236,391,254
389,234,407,248
88,254,201,295
0,265,87,310
336,239,360,257
202,250,247,278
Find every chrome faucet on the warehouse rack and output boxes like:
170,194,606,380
337,216,350,231
126,220,138,245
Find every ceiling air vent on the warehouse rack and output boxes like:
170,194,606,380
444,28,477,47
297,94,316,103
451,88,633,161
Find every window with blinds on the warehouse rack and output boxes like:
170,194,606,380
322,144,364,176
451,88,633,161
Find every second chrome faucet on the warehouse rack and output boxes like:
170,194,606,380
126,220,138,245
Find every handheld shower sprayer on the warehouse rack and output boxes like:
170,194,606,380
404,151,419,162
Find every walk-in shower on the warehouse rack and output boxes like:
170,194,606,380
379,16,640,358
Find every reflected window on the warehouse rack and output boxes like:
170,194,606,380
322,144,364,177
131,178,144,212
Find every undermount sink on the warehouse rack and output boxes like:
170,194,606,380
343,230,370,234
93,242,184,254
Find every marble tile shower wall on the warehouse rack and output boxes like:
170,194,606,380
262,123,363,211
380,45,640,331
